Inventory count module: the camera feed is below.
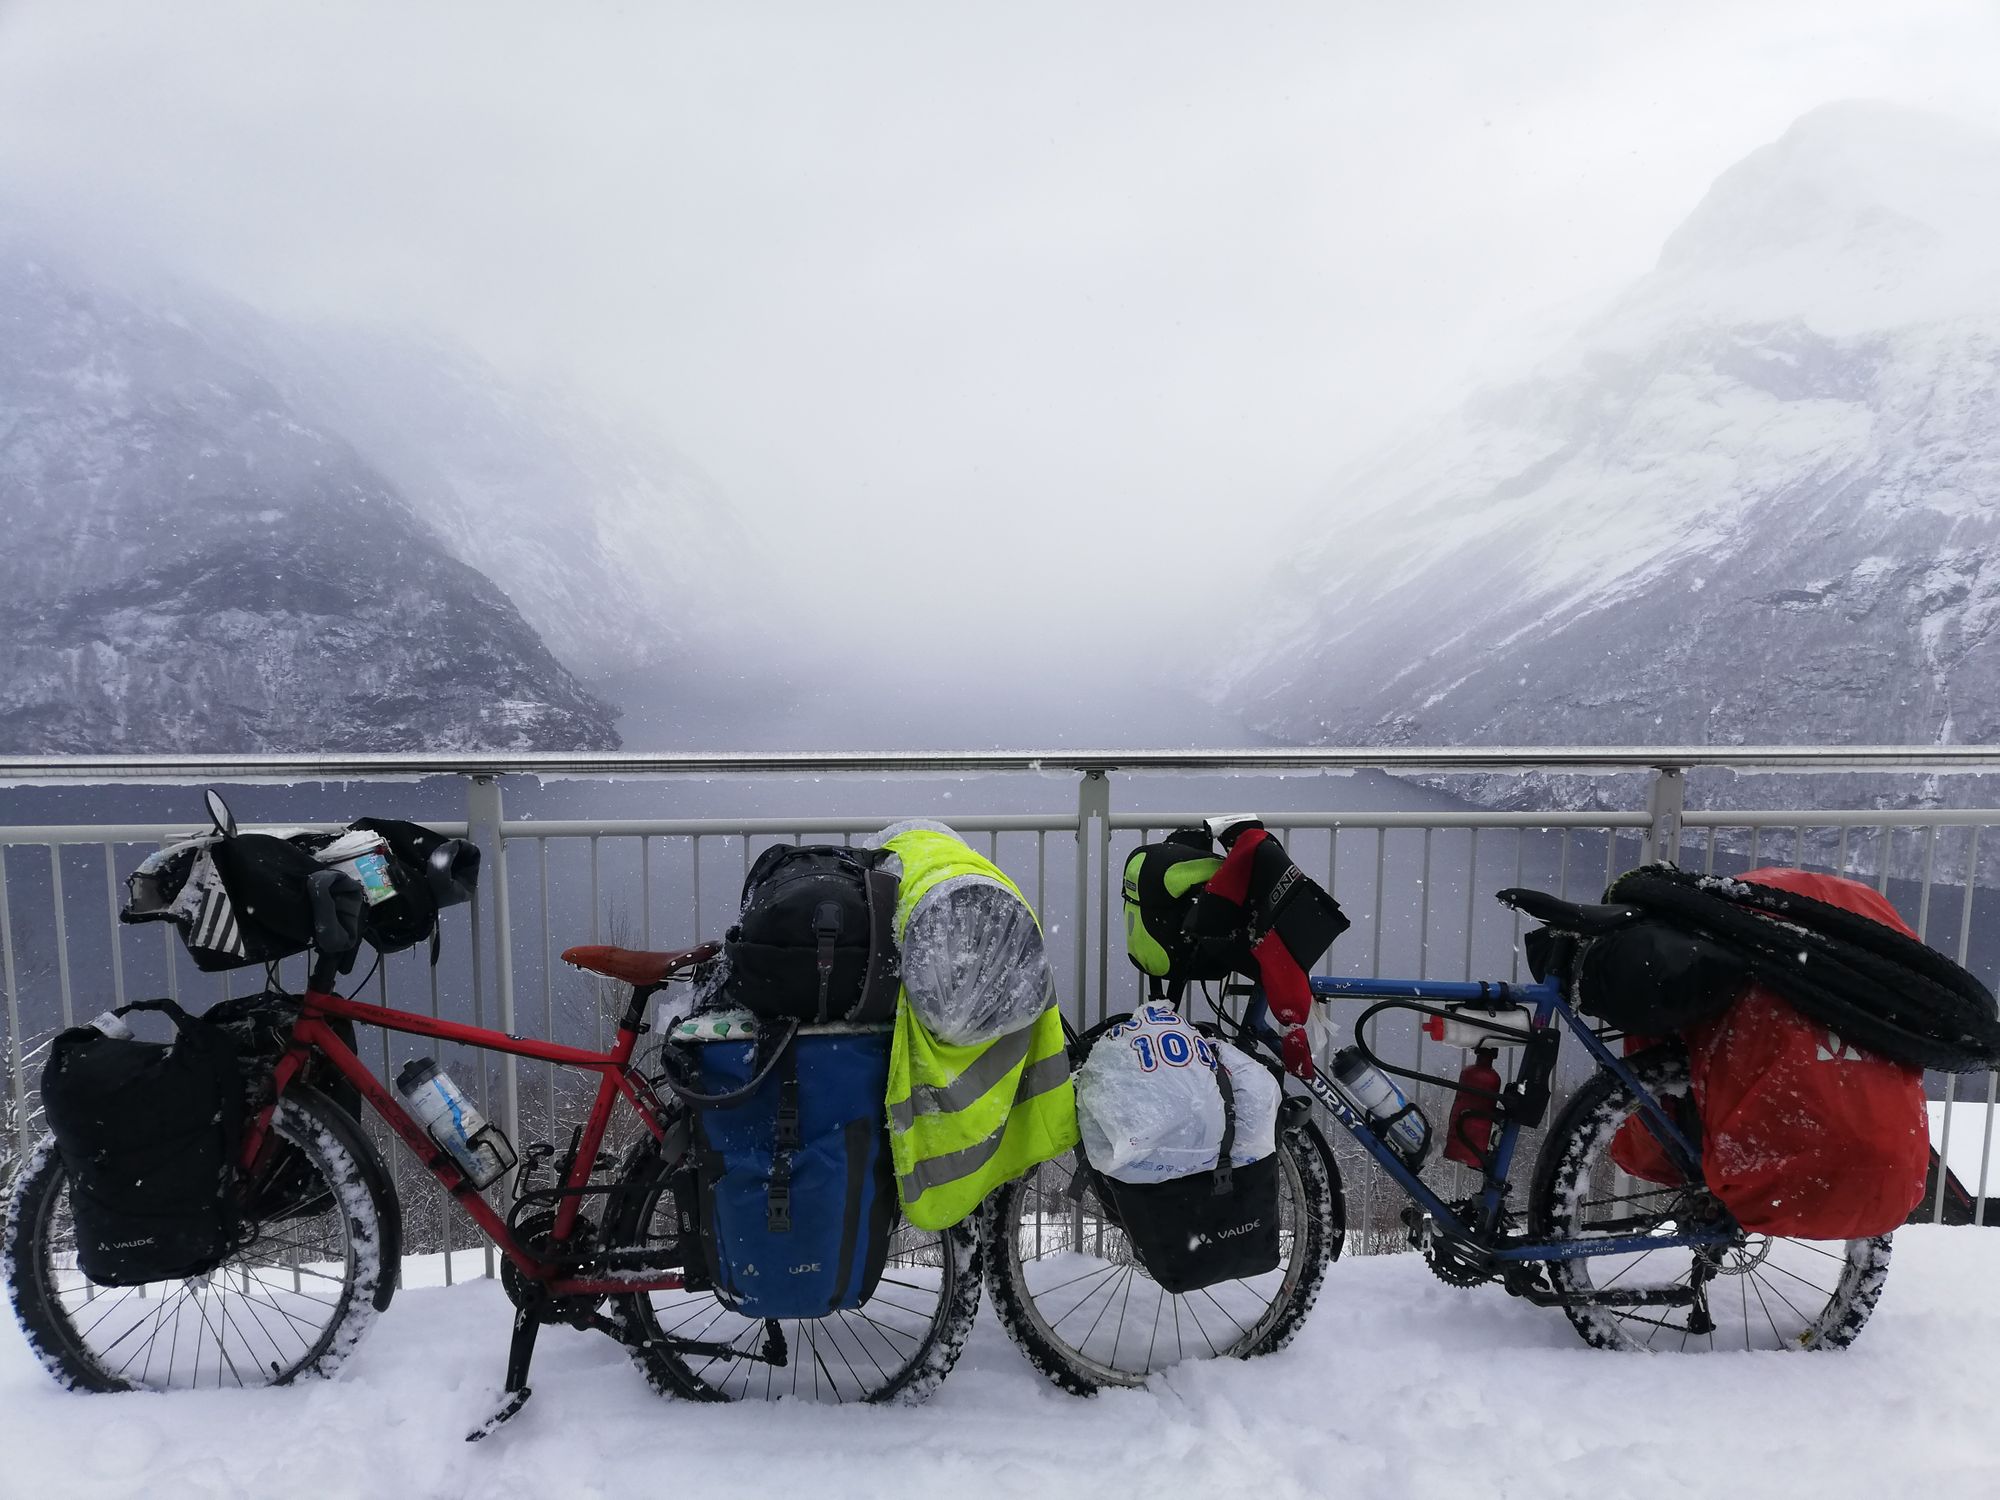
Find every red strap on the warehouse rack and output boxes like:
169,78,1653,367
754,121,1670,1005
1204,827,1267,904
1203,829,1312,1026
1254,927,1314,1028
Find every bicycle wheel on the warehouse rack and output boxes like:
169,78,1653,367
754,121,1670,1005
4,1089,389,1390
609,1142,982,1404
1529,1048,1891,1352
984,1125,1339,1394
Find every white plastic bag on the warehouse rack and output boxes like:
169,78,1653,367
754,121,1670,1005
1077,1003,1279,1184
898,877,1056,1045
864,821,1056,1046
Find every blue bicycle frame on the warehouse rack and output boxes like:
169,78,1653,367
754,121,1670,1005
1240,974,1736,1264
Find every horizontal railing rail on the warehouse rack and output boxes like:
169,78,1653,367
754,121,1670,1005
2,747,1996,1268
3,743,2000,781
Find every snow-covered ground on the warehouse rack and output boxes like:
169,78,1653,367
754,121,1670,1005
3,1228,1996,1500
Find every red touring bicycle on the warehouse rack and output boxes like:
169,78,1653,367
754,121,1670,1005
4,826,980,1436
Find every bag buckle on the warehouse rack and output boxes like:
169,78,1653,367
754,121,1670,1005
767,1156,793,1232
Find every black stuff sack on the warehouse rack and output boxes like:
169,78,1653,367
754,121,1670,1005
40,1000,244,1286
1571,921,1749,1035
720,845,901,1023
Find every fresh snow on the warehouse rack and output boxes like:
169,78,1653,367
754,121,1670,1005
4,1229,1997,1500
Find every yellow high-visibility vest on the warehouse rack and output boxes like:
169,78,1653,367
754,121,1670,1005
882,829,1077,1229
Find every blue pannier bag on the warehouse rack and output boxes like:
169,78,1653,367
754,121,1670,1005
669,1023,896,1319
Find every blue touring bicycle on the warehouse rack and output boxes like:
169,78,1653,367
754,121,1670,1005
982,886,1893,1391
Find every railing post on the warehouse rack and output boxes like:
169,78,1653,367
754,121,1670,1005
1643,766,1684,865
1074,770,1111,1025
465,776,521,1198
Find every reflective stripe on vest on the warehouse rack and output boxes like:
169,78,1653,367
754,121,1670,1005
882,830,1079,1229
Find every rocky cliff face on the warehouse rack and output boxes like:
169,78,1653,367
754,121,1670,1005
1217,103,2000,782
0,242,620,752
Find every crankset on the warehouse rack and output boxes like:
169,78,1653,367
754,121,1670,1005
1403,1199,1501,1288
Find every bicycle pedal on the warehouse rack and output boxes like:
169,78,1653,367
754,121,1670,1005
466,1386,533,1443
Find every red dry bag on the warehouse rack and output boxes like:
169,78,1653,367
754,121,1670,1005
1609,867,1931,1238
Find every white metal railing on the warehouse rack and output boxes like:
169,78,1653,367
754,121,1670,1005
2,746,1997,1260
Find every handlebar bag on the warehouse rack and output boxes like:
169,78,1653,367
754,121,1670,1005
40,1000,244,1286
122,834,322,972
667,1023,897,1319
720,846,901,1024
123,819,480,970
339,818,482,956
1077,1008,1282,1295
1121,830,1234,992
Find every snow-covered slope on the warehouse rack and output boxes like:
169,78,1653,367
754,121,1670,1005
0,241,620,753
255,329,752,680
2,1231,1994,1500
1221,103,2000,758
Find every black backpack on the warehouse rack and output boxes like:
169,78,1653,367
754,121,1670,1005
720,845,901,1023
40,999,244,1286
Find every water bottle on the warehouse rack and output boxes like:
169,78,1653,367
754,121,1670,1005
1443,1047,1503,1170
396,1057,518,1190
1420,1005,1534,1049
1330,1046,1429,1164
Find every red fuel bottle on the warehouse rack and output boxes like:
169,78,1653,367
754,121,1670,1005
1444,1047,1502,1170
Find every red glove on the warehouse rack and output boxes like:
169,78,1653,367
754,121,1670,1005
1280,1023,1316,1080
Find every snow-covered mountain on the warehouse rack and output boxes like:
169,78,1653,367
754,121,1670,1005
0,240,621,753
1219,103,2000,764
248,329,751,681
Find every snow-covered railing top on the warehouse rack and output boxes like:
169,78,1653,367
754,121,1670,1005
2,744,1999,782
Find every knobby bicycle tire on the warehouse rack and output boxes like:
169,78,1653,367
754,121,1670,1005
5,1088,390,1391
984,1123,1340,1394
1528,1048,1891,1352
605,1128,983,1404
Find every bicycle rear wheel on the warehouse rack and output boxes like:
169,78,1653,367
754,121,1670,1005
609,1143,982,1404
4,1090,388,1390
983,1125,1339,1393
1529,1049,1891,1351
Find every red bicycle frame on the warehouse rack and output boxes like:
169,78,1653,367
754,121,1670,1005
242,986,688,1299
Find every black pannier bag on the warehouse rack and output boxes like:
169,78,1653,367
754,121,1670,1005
719,845,901,1023
1095,1062,1282,1296
40,999,244,1285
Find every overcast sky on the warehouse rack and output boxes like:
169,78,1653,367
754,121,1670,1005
3,1,1998,669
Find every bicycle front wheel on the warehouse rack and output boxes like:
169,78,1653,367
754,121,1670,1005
983,1125,1339,1394
4,1090,388,1391
1529,1048,1891,1352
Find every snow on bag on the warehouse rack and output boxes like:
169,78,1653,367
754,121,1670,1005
1078,1003,1278,1183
